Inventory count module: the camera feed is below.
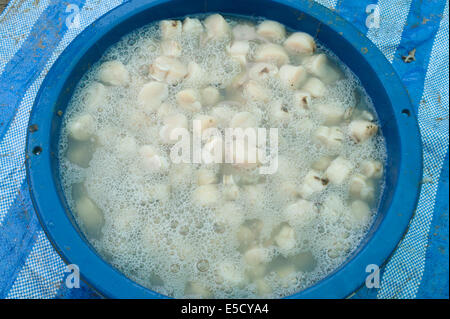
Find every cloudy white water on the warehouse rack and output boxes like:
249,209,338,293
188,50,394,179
59,15,386,298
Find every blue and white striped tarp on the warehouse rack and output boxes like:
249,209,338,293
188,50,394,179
0,0,448,299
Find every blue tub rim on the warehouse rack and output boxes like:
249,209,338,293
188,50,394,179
25,0,423,299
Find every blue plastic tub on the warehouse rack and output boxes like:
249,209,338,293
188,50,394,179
25,0,422,298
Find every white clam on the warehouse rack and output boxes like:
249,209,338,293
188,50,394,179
284,199,318,227
269,101,291,125
274,225,296,251
315,102,345,125
194,114,217,130
232,24,257,41
274,264,297,288
293,90,312,110
313,126,344,149
169,163,193,185
124,110,150,132
66,144,92,167
304,53,340,84
84,82,106,112
243,80,270,102
182,17,204,35
211,105,235,128
311,156,333,171
146,183,171,202
348,120,378,143
173,239,194,261
184,61,206,85
149,56,187,84
276,180,299,202
321,194,346,223
159,113,188,144
196,168,218,185
359,110,375,121
161,39,182,57
59,16,387,298
217,261,245,286
298,169,328,198
275,155,299,180
254,43,289,67
230,71,248,90
192,184,220,206
215,202,243,227
68,113,95,141
222,175,240,200
75,196,104,237
160,20,182,39
156,102,175,118
254,278,272,296
176,89,202,112
257,20,286,42
116,136,137,159
325,157,353,184
201,86,221,106
227,41,250,65
278,65,308,89
204,14,230,40
349,174,375,202
361,160,383,178
230,111,259,129
139,145,168,173
248,63,278,81
137,81,169,113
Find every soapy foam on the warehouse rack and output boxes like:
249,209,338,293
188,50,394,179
58,15,386,298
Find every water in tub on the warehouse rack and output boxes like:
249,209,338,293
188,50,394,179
58,14,386,298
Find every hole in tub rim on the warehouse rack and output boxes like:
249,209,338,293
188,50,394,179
25,0,422,299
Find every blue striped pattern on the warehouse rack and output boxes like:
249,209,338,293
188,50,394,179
0,0,448,298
